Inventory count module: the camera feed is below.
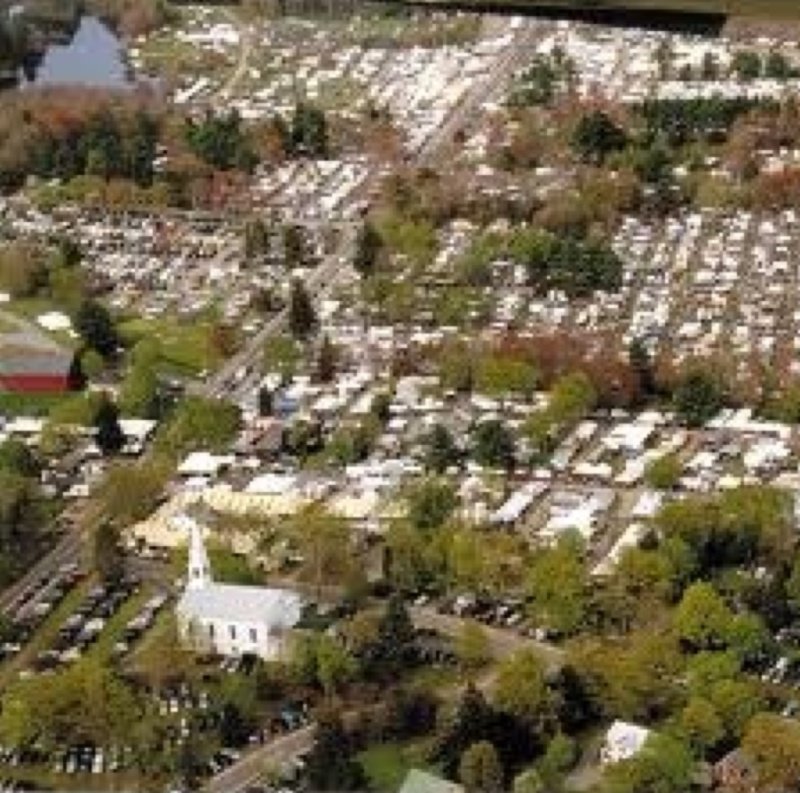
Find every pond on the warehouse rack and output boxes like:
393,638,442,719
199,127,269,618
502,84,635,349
19,15,131,90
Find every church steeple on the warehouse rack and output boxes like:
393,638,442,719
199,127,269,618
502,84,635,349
175,514,212,590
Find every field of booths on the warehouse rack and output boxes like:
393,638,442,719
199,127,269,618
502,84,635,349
0,199,346,361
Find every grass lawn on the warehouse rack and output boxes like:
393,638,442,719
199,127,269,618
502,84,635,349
0,314,16,333
0,390,74,417
118,317,220,376
85,587,153,665
123,605,173,673
2,298,79,348
358,739,438,793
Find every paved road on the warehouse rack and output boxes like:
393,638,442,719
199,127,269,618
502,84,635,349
411,606,566,672
416,16,539,166
203,725,316,793
218,10,254,101
199,222,360,401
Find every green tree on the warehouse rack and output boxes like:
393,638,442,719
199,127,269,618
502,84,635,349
316,635,357,698
708,678,764,742
459,741,504,793
571,110,627,164
290,506,353,599
435,684,497,777
512,769,544,793
644,453,682,490
215,674,261,747
603,734,693,793
539,733,578,784
765,50,794,79
283,224,306,269
493,650,556,739
244,218,271,260
407,478,458,531
290,102,328,157
527,539,587,635
679,696,724,758
80,348,105,380
118,360,160,418
185,110,257,171
305,710,364,791
385,522,434,593
370,594,416,679
569,631,681,722
742,713,800,790
731,50,762,81
673,368,724,427
133,616,197,694
726,612,771,665
55,236,83,269
457,620,490,672
0,439,39,478
353,221,383,278
474,357,537,399
685,651,740,694
787,552,800,614
439,340,474,393
423,424,461,474
75,299,119,358
316,334,337,383
0,661,141,752
674,582,733,650
628,338,656,397
157,397,241,456
471,420,515,470
99,458,172,524
549,372,597,425
0,242,46,299
93,520,124,585
288,278,317,340
94,394,125,456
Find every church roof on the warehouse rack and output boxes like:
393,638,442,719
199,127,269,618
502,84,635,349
177,583,302,627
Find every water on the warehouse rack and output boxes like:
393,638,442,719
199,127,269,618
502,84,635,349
20,16,131,89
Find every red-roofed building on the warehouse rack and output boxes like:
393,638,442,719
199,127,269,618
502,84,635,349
0,343,78,393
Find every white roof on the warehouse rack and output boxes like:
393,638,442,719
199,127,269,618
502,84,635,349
490,482,548,524
178,452,235,476
245,473,297,495
119,419,157,441
602,720,651,764
603,422,654,452
37,311,72,332
631,490,663,519
178,583,302,627
5,417,44,435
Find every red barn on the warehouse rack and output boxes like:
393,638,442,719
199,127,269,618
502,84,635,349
0,343,77,393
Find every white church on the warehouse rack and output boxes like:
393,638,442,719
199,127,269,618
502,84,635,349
175,515,302,661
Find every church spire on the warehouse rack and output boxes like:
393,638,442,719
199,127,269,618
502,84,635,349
175,514,212,590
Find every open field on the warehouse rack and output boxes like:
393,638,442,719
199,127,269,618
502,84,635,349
358,739,438,792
